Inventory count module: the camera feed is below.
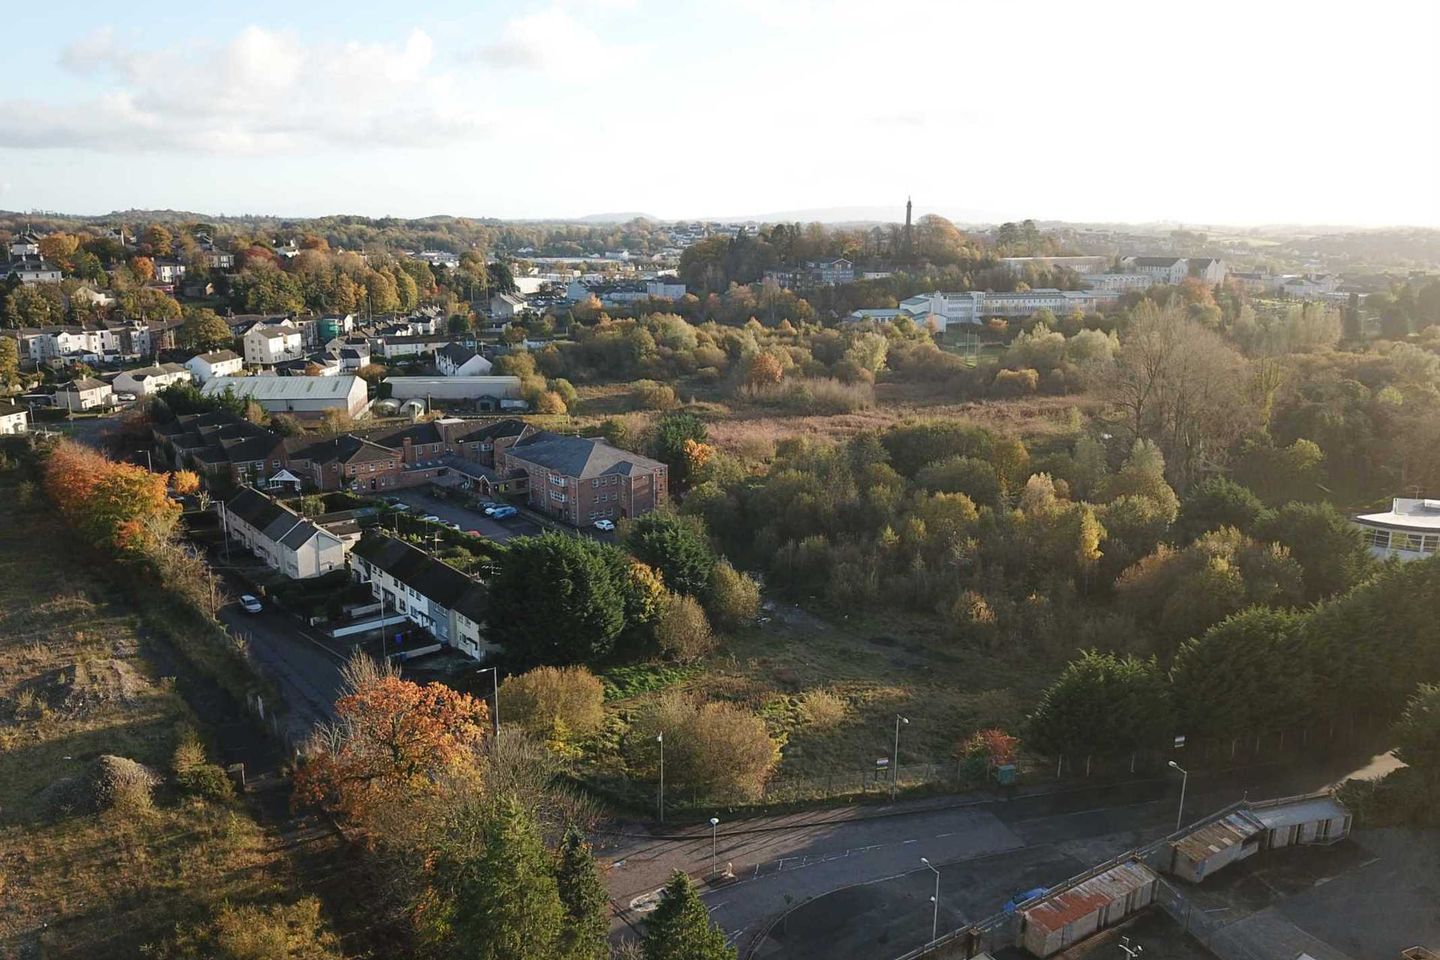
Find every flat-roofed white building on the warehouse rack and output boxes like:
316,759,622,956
203,374,368,417
1354,498,1440,561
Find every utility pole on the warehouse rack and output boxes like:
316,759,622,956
920,857,940,943
656,733,665,824
1168,761,1189,832
892,714,909,800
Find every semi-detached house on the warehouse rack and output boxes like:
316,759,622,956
222,487,348,579
350,534,497,661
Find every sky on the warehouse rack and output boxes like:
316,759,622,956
1,0,1437,227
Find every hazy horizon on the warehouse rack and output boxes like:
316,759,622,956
3,0,1437,228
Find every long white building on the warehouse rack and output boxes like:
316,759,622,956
1354,498,1440,561
898,288,1118,330
203,375,368,417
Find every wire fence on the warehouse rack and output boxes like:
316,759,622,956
753,713,1383,807
1154,879,1269,960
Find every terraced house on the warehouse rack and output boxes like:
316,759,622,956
350,534,496,661
221,487,348,580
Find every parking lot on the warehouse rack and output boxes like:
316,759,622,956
389,488,542,541
389,487,619,545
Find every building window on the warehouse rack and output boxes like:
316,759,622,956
1423,534,1440,554
1363,528,1390,550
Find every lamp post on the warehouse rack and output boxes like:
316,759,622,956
920,857,940,943
476,665,501,737
362,576,389,663
709,817,720,878
656,733,665,824
1168,761,1189,832
892,714,909,800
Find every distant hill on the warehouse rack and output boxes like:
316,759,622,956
575,211,661,224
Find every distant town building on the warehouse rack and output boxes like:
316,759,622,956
186,350,244,383
436,342,494,377
0,401,29,435
242,322,305,366
202,374,368,418
113,362,192,397
1354,498,1440,561
998,255,1110,275
55,377,114,412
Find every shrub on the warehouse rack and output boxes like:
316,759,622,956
992,367,1039,396
500,665,606,746
628,692,780,802
177,764,238,804
147,897,342,960
706,560,761,629
90,754,159,815
655,592,717,662
795,690,848,730
634,379,679,411
736,377,873,414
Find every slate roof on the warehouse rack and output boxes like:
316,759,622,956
224,487,331,550
506,430,664,479
438,342,479,366
194,349,240,364
59,377,110,393
0,402,27,418
1128,256,1184,267
285,433,398,467
352,535,488,623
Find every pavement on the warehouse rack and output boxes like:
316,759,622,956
599,749,1392,959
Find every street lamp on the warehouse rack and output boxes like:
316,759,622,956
1168,761,1189,832
361,577,390,663
892,715,910,800
656,733,665,824
476,665,501,737
920,857,940,943
709,817,720,878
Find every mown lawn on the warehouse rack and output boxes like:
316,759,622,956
0,465,339,958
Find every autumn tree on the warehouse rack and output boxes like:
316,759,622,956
43,440,180,554
0,337,19,386
629,692,779,802
706,559,761,629
655,592,717,662
178,308,235,353
295,656,489,832
500,666,605,748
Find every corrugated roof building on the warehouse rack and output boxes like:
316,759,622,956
1019,860,1158,957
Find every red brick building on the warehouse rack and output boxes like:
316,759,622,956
499,431,667,525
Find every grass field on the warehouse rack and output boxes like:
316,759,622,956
599,602,1057,797
0,461,339,958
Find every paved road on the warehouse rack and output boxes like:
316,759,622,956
219,596,348,743
601,750,1385,957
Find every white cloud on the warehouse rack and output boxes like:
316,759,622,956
4,25,497,154
470,7,630,78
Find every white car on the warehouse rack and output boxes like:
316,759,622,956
420,514,442,524
239,595,263,614
115,392,138,403
594,519,616,532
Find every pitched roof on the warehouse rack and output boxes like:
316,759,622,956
224,487,334,550
438,342,479,366
60,377,109,392
193,349,240,364
352,535,488,623
507,431,664,479
285,433,399,467
0,401,27,418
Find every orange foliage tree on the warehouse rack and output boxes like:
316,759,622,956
682,438,715,479
960,728,1019,767
295,659,490,831
43,440,180,553
170,469,201,495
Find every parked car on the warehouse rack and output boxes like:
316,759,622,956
115,392,138,403
489,506,518,520
443,521,461,531
239,595,263,615
420,514,442,523
480,502,502,515
593,519,616,532
1003,887,1049,914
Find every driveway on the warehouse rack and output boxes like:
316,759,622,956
389,488,542,542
